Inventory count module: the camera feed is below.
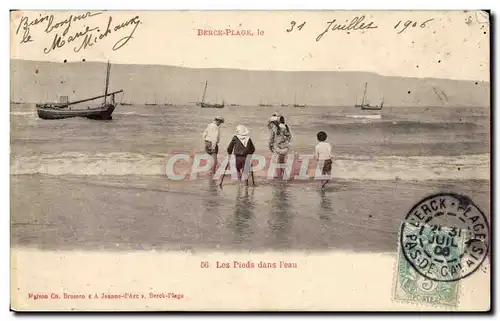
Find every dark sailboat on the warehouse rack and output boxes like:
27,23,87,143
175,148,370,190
355,82,383,110
199,81,224,108
36,61,123,120
258,100,273,107
163,95,173,107
293,93,306,108
120,95,132,106
145,94,157,106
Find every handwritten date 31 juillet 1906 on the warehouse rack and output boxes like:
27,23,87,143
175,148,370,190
15,11,141,54
287,15,434,41
15,12,434,53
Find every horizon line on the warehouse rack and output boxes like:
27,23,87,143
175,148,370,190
10,58,490,84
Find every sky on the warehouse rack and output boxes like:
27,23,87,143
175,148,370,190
10,10,490,81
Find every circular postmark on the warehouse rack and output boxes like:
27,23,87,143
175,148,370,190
400,193,489,282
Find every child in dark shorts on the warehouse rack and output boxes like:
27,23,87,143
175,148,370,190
227,125,256,184
314,131,333,188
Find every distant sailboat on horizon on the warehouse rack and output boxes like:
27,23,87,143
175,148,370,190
355,82,383,110
163,94,173,107
258,99,273,107
199,81,224,108
293,92,306,108
145,94,157,106
120,94,132,106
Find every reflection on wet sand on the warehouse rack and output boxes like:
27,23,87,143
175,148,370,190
232,185,255,242
319,189,333,221
10,175,490,253
267,182,293,249
205,178,220,213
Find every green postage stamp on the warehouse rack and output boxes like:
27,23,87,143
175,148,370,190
393,224,466,307
393,192,490,308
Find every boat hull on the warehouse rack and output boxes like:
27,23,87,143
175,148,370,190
36,104,116,120
200,103,224,108
355,104,383,110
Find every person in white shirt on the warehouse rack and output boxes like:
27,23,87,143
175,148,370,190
314,131,333,188
202,116,224,173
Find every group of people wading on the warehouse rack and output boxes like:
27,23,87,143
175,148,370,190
202,112,332,188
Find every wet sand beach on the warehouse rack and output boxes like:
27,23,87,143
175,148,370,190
11,175,490,253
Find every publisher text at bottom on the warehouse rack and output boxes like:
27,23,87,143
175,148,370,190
27,292,185,300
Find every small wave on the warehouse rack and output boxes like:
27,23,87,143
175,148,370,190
325,120,479,133
115,111,137,115
10,152,489,180
11,152,169,176
345,114,382,120
114,111,155,117
333,154,489,180
10,111,35,116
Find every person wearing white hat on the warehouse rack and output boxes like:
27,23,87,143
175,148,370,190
227,125,256,184
202,116,225,173
268,112,279,123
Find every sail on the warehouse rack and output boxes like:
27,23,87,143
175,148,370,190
201,81,208,104
103,61,111,104
361,82,367,105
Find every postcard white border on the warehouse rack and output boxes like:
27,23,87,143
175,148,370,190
3,0,497,319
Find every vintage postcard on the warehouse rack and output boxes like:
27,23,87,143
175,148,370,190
10,10,490,311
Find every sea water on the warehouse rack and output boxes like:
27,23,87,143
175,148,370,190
10,104,490,251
